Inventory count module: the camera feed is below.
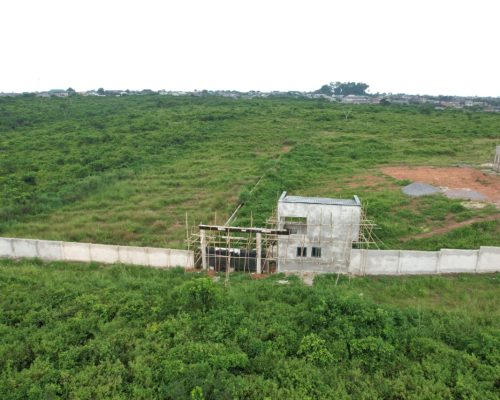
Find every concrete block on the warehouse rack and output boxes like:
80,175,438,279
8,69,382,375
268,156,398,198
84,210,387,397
118,246,149,266
36,240,63,260
399,251,439,274
347,249,362,274
493,145,500,172
477,246,500,272
0,237,13,257
90,244,119,264
11,238,38,258
439,249,478,273
170,250,194,268
148,247,170,268
62,242,92,263
278,262,302,273
186,250,195,268
365,250,399,275
278,260,334,273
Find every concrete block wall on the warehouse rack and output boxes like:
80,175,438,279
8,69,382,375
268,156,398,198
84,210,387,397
439,249,478,273
365,250,400,275
37,240,64,260
399,251,438,275
0,236,498,275
477,246,500,272
118,246,150,266
0,238,13,257
349,247,499,275
0,237,194,269
63,242,91,263
11,239,39,259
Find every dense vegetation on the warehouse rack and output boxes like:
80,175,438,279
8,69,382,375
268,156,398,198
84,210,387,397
0,259,498,399
1,95,499,249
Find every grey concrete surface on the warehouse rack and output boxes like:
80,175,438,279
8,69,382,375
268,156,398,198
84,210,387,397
402,182,440,197
443,189,487,201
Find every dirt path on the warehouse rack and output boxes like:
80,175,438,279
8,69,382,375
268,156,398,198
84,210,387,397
400,214,500,242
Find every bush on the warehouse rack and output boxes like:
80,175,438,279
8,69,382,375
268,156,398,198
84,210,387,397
183,278,220,313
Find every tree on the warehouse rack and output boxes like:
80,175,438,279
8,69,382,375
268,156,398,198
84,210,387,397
332,82,369,96
316,82,370,96
316,84,333,96
97,88,105,95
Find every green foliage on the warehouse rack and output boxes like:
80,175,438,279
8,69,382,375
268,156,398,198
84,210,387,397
0,95,498,249
191,386,205,400
182,278,220,313
316,84,333,96
0,259,498,399
317,81,370,96
297,333,333,366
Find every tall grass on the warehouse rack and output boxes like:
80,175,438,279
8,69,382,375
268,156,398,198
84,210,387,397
1,95,498,249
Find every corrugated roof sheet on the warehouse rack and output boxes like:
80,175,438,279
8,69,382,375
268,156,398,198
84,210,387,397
281,195,359,206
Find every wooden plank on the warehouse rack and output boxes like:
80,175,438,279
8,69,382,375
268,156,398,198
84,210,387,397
199,224,289,235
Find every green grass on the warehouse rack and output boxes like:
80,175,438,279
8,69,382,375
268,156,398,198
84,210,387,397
316,272,499,315
0,258,499,399
1,95,499,249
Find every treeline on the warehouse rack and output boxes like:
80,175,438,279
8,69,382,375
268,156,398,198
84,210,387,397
316,81,370,96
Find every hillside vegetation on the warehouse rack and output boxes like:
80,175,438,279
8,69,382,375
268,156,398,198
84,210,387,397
0,259,499,399
1,95,499,249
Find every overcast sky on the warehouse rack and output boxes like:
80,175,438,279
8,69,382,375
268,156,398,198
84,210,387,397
1,0,499,96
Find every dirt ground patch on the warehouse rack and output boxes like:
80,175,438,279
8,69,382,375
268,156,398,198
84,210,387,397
381,166,500,207
400,214,500,242
346,174,394,189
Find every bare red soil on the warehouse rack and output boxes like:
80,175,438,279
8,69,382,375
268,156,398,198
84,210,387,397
381,166,500,206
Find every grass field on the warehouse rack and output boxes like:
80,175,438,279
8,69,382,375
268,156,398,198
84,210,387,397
0,259,499,399
1,95,499,249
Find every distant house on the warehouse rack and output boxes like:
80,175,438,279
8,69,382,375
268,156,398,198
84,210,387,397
439,101,462,109
48,89,68,98
341,95,371,104
310,93,334,100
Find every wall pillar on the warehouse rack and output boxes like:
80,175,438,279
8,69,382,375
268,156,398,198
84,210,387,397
494,146,500,172
256,232,262,274
200,229,207,270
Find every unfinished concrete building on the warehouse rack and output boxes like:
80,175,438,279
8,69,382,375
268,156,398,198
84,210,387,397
192,191,369,275
276,192,362,273
494,145,500,172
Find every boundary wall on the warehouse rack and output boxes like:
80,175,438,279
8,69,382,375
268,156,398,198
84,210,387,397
348,247,500,275
0,237,194,269
1,237,498,275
